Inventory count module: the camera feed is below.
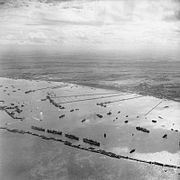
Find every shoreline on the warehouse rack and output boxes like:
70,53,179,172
0,76,179,103
75,82,180,103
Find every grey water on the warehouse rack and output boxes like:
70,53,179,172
0,53,180,101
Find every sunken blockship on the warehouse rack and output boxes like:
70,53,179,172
31,126,45,132
1,126,179,170
136,126,150,133
65,133,79,141
25,90,34,94
64,141,72,146
83,138,100,147
47,129,62,135
30,125,99,146
96,114,103,118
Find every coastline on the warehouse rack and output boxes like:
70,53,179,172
1,75,180,103
0,76,180,179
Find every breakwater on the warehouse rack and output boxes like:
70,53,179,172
0,126,179,170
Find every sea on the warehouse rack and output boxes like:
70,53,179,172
0,53,180,101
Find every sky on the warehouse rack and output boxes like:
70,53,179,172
0,0,180,58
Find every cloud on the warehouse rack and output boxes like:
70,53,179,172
0,0,179,54
23,0,179,27
1,0,180,23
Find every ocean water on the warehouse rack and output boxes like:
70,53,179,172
0,54,180,101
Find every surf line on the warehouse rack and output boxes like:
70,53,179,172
0,127,179,170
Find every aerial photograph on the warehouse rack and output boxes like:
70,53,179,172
0,0,180,179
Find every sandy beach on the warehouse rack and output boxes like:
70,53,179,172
0,77,179,179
